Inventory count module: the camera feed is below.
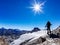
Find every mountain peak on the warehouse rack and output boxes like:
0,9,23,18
56,26,60,30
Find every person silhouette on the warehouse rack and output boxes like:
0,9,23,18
45,21,52,35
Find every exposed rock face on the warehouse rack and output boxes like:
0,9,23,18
24,37,46,45
21,38,60,45
32,27,40,32
52,26,60,38
40,38,60,45
0,37,9,45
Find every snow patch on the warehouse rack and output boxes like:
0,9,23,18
10,30,47,45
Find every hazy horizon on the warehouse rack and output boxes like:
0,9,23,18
0,23,59,30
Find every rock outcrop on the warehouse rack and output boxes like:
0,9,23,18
0,36,9,45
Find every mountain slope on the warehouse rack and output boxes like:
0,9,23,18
10,30,47,45
10,26,60,45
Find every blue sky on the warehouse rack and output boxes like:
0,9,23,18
0,0,60,30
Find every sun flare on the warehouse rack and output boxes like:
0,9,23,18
29,0,45,14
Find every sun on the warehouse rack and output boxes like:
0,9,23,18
32,3,41,14
32,4,40,12
29,0,45,14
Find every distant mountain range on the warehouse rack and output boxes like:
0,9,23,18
0,27,28,36
0,27,40,43
0,27,40,36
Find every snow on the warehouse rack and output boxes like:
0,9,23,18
52,43,56,45
10,30,47,45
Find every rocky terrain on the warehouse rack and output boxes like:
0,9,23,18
0,26,60,45
0,36,9,45
0,27,40,45
9,26,60,45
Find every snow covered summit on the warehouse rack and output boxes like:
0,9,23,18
10,30,47,45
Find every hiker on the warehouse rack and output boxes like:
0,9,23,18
45,21,52,35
